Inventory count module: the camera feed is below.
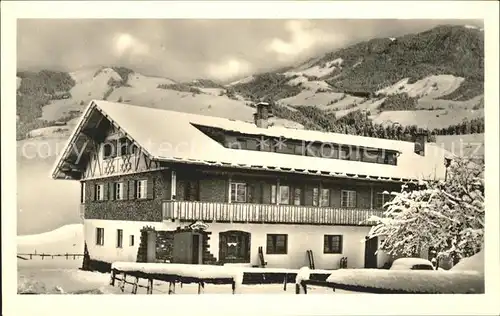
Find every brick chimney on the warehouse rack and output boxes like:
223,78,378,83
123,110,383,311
414,132,428,156
254,102,273,128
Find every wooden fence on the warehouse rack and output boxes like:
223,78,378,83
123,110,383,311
17,253,84,260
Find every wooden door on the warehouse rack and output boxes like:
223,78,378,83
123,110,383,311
192,234,200,264
146,231,157,263
364,236,378,268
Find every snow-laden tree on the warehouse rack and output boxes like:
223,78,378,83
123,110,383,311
366,156,484,261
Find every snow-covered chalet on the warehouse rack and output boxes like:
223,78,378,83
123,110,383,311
51,100,449,269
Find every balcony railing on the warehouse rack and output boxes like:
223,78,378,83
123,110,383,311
162,200,384,226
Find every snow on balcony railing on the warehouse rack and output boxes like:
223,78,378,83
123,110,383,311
162,200,382,225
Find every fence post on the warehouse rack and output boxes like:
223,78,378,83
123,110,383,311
110,270,116,286
120,273,127,292
147,278,153,294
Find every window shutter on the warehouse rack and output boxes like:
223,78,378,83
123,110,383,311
103,183,109,200
129,180,136,199
90,184,96,201
147,178,154,199
219,234,227,262
123,181,129,200
109,183,115,200
248,184,254,203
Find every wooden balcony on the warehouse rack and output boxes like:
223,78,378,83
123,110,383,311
162,201,384,226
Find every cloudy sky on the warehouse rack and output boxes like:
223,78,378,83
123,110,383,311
18,19,482,82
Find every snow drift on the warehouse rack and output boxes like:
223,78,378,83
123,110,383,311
325,269,483,294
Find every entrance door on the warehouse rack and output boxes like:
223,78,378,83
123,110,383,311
146,231,157,263
364,236,378,268
192,234,200,264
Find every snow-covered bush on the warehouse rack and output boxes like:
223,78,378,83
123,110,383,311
366,157,484,261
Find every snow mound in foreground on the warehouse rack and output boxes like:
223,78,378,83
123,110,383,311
326,269,483,294
451,250,484,273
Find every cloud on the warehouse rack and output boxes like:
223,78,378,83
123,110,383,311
206,58,252,81
266,20,345,62
112,33,150,57
17,19,483,81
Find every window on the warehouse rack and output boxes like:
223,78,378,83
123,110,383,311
96,228,104,246
184,180,199,201
246,139,258,150
129,235,135,246
116,229,123,248
136,180,147,199
102,141,117,160
114,182,124,200
294,144,304,156
258,137,273,152
95,184,104,201
312,187,319,206
320,188,330,207
324,235,343,254
341,190,357,208
279,185,290,205
293,187,302,206
350,147,361,161
384,152,397,165
305,143,321,157
129,143,140,155
339,147,350,160
118,138,129,156
219,231,251,263
375,192,392,209
321,144,338,159
266,234,288,254
230,182,247,203
361,149,380,163
275,141,294,154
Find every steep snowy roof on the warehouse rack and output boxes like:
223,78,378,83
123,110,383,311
52,100,449,181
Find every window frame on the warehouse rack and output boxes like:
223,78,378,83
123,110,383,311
116,229,123,248
341,190,357,208
114,182,125,200
375,191,391,209
129,235,135,246
95,184,104,201
279,185,290,205
324,235,343,254
96,227,104,246
320,188,330,207
230,182,248,203
266,234,288,255
136,179,147,199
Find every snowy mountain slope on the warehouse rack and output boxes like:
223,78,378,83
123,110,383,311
17,223,84,253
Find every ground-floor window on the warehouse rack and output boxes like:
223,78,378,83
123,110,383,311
116,229,123,248
129,235,135,246
324,235,343,253
219,231,251,263
96,227,104,246
266,234,288,254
